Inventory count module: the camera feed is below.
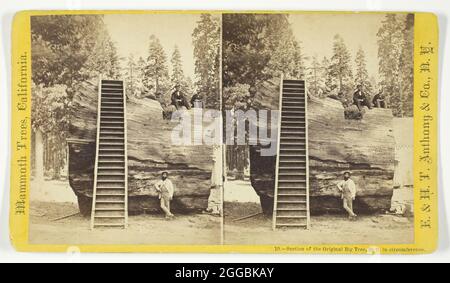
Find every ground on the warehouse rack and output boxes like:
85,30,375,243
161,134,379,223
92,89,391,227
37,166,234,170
223,180,414,245
29,179,413,246
30,201,221,245
29,180,221,245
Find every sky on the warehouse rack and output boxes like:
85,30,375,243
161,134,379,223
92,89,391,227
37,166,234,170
289,13,387,82
104,13,201,80
104,13,392,84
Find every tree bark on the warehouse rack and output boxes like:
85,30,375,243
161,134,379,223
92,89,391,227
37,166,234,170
249,79,395,214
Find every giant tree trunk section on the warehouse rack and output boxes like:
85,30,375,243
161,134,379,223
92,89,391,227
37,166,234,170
68,81,215,216
249,80,395,215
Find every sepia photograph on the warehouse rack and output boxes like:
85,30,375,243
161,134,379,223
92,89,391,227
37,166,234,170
222,12,415,245
27,11,416,247
29,13,222,245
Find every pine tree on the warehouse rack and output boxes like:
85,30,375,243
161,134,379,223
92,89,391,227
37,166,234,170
307,56,324,97
170,45,185,86
377,14,404,117
292,40,306,80
265,27,306,80
134,56,146,98
400,14,414,117
124,54,137,97
144,35,169,98
322,56,334,95
354,47,373,96
30,15,120,178
330,34,353,95
193,14,221,109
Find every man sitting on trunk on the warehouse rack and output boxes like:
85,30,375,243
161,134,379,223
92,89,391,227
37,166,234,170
190,92,204,108
353,84,372,111
337,171,358,220
171,84,190,110
372,89,387,108
155,171,175,219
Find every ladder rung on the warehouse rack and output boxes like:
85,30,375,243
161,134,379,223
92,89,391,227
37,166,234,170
276,215,307,219
280,160,306,166
283,100,305,102
277,201,307,204
282,111,305,114
95,208,125,211
94,223,125,227
283,96,305,100
276,224,307,227
278,173,306,176
95,187,125,190
100,136,124,139
102,102,124,105
278,185,307,188
279,154,306,157
281,132,305,134
278,193,307,196
95,216,125,219
278,180,307,183
277,208,308,211
283,107,305,110
95,200,125,204
101,127,124,130
99,154,125,157
281,125,305,129
101,111,124,114
100,132,124,135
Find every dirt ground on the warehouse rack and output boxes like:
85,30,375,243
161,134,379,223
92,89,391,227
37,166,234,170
224,202,414,245
29,201,221,245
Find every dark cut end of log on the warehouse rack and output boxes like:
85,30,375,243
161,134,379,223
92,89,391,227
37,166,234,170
249,79,396,215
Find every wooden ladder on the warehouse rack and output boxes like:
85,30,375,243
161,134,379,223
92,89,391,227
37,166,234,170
91,79,128,229
272,78,310,230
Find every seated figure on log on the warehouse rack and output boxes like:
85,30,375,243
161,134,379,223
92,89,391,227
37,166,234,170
372,89,387,108
353,84,372,111
190,92,204,109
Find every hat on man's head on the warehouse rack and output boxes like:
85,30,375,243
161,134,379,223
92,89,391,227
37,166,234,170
343,171,351,176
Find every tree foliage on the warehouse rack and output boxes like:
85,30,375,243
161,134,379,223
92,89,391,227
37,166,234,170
307,56,325,97
31,15,121,177
31,15,120,93
222,14,305,109
329,34,353,94
399,14,415,117
192,14,221,109
143,35,170,97
377,14,405,117
354,47,373,96
124,54,146,98
170,45,185,86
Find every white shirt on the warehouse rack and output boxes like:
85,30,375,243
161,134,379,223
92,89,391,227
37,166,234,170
337,179,357,199
155,179,174,199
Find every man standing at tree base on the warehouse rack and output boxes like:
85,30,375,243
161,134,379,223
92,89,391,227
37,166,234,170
155,171,175,219
337,171,357,220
